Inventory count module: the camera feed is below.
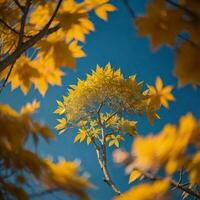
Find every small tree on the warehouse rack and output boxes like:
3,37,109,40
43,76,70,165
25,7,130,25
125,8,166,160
55,63,174,194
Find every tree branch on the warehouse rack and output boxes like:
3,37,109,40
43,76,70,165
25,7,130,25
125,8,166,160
30,188,60,198
165,0,199,20
95,145,121,195
13,0,25,12
120,0,200,49
0,0,62,73
121,155,200,199
17,0,31,46
0,19,19,35
139,169,200,199
0,0,31,93
104,110,119,124
0,62,15,94
94,113,121,195
120,0,136,19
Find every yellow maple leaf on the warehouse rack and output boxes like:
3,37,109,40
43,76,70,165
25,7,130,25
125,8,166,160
175,42,200,87
135,0,185,49
32,54,64,96
43,158,90,200
0,55,40,95
55,118,67,134
0,54,63,96
20,100,40,115
56,0,95,42
36,30,85,69
129,170,141,183
114,179,170,200
188,152,200,184
85,0,116,21
148,76,175,108
29,1,56,29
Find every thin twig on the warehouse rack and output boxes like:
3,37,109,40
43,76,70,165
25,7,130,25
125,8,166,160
17,0,31,46
135,169,200,199
0,19,19,35
118,153,200,199
166,0,199,20
83,119,120,194
30,188,60,198
122,154,200,199
172,169,183,191
120,0,136,19
13,0,25,12
0,0,31,93
104,110,119,124
0,62,15,94
0,18,32,38
177,34,200,49
120,0,200,49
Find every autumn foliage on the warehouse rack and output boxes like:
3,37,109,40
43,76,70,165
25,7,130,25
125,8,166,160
0,0,200,200
0,101,90,199
0,0,116,95
135,0,200,87
113,113,200,199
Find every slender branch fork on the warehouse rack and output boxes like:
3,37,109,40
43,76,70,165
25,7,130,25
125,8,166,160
96,126,121,195
140,169,200,199
121,154,200,199
0,0,62,73
0,0,63,92
89,103,121,195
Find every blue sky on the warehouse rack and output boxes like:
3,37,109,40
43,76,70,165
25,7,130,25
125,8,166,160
0,0,200,199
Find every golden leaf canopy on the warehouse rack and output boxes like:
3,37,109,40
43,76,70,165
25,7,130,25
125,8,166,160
55,63,174,147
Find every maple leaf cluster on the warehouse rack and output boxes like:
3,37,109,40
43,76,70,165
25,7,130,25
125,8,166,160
0,0,116,95
135,0,200,87
0,101,90,200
